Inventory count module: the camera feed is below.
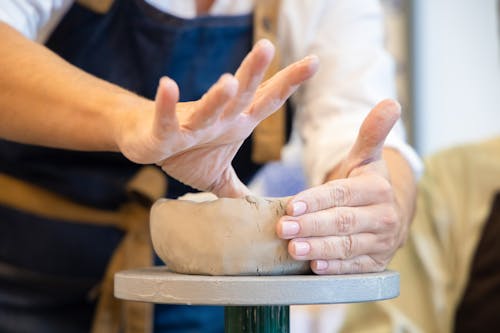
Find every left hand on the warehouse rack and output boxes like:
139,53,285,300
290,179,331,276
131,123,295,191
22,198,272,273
276,99,412,274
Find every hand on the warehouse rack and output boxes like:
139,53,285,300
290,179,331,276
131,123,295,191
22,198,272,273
276,99,412,274
117,40,319,197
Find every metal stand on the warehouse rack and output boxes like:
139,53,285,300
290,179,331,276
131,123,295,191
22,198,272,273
114,267,399,333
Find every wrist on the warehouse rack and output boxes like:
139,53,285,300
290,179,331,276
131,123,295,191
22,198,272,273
107,91,152,152
110,90,157,163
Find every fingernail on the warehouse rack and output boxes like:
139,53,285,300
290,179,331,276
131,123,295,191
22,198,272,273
293,241,310,256
314,260,328,271
292,201,307,216
281,221,300,236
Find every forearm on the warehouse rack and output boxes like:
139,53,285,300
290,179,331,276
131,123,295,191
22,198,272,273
0,22,149,151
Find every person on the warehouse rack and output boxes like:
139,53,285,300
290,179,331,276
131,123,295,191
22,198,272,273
0,0,421,332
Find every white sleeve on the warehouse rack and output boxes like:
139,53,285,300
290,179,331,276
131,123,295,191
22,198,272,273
0,0,73,42
279,0,422,186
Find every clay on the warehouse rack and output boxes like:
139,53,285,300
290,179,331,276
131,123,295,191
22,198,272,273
150,195,311,276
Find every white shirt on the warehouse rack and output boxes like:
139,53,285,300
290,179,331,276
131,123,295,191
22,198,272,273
0,0,422,186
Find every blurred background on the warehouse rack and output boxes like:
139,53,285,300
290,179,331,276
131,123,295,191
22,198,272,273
386,0,500,157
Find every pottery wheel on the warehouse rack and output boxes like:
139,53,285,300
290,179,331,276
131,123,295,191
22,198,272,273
114,267,399,305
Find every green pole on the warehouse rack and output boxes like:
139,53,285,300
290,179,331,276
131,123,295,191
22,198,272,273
224,305,289,333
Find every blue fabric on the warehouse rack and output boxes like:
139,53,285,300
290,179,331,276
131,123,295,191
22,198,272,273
0,0,261,332
0,203,122,333
153,306,224,333
249,159,307,197
0,204,123,278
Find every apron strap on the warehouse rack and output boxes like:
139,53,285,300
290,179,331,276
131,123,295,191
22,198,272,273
91,200,155,333
92,166,165,333
252,0,285,163
77,0,115,14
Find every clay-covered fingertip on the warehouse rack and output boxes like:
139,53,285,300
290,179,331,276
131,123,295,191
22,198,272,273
255,38,274,51
158,76,175,89
303,54,320,70
219,73,238,97
254,39,275,62
156,76,179,102
378,99,402,116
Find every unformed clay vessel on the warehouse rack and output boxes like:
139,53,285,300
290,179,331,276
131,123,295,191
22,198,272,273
150,195,311,276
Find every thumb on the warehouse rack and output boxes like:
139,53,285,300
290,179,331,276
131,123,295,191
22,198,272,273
153,77,179,138
344,99,401,174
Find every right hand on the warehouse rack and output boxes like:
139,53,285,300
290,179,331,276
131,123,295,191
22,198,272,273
276,100,413,274
117,40,319,197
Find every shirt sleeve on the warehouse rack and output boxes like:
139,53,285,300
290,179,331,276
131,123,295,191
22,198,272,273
279,0,422,186
0,0,73,42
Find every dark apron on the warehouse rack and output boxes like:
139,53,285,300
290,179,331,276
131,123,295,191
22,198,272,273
0,0,263,332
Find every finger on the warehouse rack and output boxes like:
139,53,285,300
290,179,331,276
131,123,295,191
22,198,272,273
277,205,389,239
153,77,180,138
286,174,392,215
223,39,275,119
343,99,401,175
310,255,387,275
186,74,238,129
288,234,383,261
248,54,319,121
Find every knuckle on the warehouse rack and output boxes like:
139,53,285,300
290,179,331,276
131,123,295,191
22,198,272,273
379,207,398,230
380,236,397,252
335,209,355,234
341,235,354,259
349,257,363,273
370,256,388,272
328,184,351,207
320,240,335,258
307,214,322,236
331,260,343,274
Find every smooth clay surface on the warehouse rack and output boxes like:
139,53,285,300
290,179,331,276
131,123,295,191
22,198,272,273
150,195,311,276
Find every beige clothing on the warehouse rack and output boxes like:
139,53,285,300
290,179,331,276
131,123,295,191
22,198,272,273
341,137,500,333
